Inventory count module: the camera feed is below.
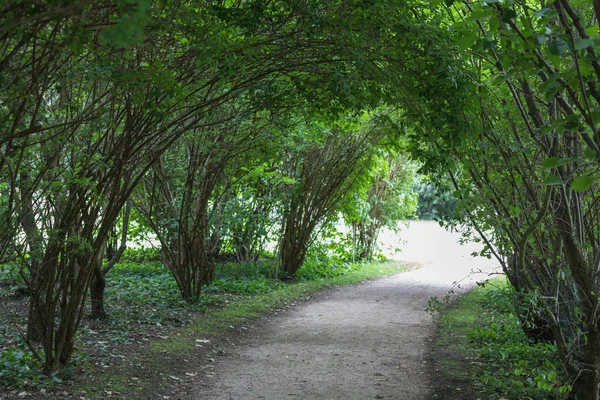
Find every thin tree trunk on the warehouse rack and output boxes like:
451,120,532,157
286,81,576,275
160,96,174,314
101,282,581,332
90,267,107,320
89,202,130,319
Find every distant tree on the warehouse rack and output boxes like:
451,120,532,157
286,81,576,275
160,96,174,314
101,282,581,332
344,153,418,260
277,117,390,276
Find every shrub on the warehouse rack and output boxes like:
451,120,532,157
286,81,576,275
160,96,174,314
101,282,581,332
119,247,160,263
207,277,283,295
0,263,26,296
295,249,359,280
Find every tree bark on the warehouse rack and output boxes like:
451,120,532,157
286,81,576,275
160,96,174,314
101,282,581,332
90,266,107,320
570,365,600,400
89,202,130,319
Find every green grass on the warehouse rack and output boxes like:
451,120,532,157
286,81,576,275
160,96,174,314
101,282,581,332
436,277,571,400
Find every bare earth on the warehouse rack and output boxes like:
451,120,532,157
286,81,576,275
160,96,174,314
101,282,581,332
193,221,498,400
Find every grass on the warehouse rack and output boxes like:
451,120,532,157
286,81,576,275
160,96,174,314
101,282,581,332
436,276,571,400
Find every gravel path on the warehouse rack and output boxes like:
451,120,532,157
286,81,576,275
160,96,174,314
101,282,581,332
194,221,498,399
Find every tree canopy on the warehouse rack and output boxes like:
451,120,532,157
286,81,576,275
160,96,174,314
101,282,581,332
3,0,600,398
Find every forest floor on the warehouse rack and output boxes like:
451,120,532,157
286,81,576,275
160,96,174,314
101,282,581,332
174,221,499,400
0,221,499,399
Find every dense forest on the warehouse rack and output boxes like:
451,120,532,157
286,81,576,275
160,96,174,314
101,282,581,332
1,0,600,398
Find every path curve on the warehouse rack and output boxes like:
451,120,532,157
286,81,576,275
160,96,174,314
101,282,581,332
194,221,498,399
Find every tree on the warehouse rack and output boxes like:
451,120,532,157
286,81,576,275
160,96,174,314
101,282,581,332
277,116,390,276
221,159,283,263
407,1,600,397
344,152,418,261
133,106,276,301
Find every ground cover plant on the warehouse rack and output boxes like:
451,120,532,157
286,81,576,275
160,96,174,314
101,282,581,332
0,249,409,398
434,277,571,400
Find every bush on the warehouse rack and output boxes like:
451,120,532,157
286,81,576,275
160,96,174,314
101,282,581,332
107,262,182,306
207,276,284,295
119,247,160,263
214,260,273,280
295,249,359,280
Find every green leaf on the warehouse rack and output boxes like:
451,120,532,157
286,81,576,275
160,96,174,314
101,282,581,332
458,34,478,51
574,38,594,51
500,55,514,68
585,148,597,159
468,8,492,22
542,157,575,169
571,175,593,192
548,39,568,55
502,8,517,23
543,175,563,185
489,17,499,33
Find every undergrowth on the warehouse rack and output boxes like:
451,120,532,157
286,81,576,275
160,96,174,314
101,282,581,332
0,253,407,396
438,277,571,400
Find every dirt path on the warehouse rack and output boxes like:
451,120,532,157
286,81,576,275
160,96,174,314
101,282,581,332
193,221,498,399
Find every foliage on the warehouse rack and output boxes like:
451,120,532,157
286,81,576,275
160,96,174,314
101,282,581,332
219,162,283,263
414,179,456,221
119,248,161,264
0,263,25,296
437,278,571,400
0,347,54,390
295,243,360,281
342,147,419,260
278,115,394,275
106,262,184,307
209,277,284,295
470,284,570,399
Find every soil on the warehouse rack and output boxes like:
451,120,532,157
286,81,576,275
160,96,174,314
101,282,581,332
163,221,499,400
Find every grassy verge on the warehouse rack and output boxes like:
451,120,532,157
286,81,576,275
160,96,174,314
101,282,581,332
70,259,412,399
435,277,571,400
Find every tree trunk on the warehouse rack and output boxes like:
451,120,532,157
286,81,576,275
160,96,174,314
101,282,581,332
89,203,130,319
90,266,107,320
26,297,43,343
20,171,44,342
570,366,600,400
278,225,309,276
